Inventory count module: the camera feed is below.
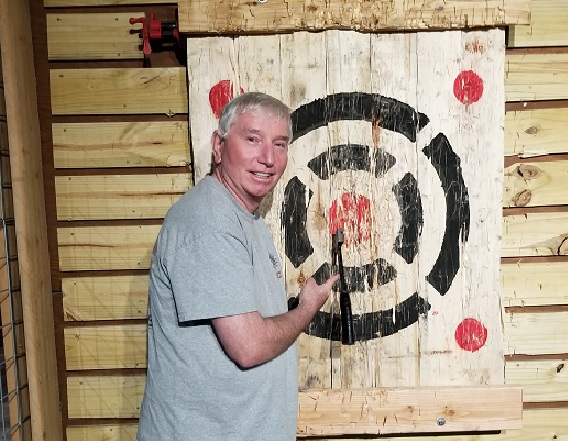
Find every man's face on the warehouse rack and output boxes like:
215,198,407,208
212,110,289,212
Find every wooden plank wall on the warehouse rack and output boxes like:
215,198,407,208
38,0,191,439
40,0,568,439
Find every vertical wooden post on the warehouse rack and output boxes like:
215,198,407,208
0,1,63,439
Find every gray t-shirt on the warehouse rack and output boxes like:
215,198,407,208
137,176,298,441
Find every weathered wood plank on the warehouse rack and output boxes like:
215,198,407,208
67,425,137,441
414,29,506,388
186,36,239,182
67,376,145,419
505,108,568,157
178,0,530,33
296,387,522,435
509,0,568,48
55,173,191,220
506,360,568,402
50,68,187,115
67,376,521,435
65,408,568,441
65,324,147,370
505,53,568,102
47,13,144,60
502,261,568,307
45,0,171,5
502,212,568,257
57,224,160,271
282,31,333,390
503,160,568,208
505,311,568,355
63,275,149,321
53,121,190,168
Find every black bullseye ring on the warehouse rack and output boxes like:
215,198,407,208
282,92,469,342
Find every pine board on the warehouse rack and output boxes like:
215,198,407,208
509,0,568,47
67,425,137,441
47,13,144,60
178,0,530,33
502,261,568,307
52,121,190,168
65,324,147,370
505,108,568,157
506,360,568,403
63,275,149,321
505,311,568,355
296,387,522,435
502,212,568,257
503,160,568,208
50,68,187,115
505,53,568,102
67,376,144,419
64,408,568,441
55,173,191,220
57,225,160,271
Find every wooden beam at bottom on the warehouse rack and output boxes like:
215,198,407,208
67,376,522,436
297,387,523,436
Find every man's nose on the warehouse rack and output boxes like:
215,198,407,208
258,143,275,166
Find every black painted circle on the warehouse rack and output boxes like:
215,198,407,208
283,92,470,342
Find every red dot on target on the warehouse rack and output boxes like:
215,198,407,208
455,318,487,352
209,80,244,119
329,192,372,247
453,70,484,105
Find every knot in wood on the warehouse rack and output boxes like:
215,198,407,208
512,189,532,207
516,164,540,179
525,125,539,135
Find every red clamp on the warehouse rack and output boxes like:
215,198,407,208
130,13,180,56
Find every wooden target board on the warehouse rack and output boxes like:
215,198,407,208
187,29,505,391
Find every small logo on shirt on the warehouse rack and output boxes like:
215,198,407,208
268,252,283,278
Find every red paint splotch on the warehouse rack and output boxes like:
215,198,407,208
209,80,244,119
453,70,484,105
455,318,487,352
329,192,372,248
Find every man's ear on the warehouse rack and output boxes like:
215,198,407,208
211,131,223,165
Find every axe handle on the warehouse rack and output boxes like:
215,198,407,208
340,290,355,345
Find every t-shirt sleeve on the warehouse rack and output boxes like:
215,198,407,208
166,232,257,323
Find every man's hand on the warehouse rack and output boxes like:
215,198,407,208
295,275,339,315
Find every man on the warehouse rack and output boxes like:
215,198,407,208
137,92,338,440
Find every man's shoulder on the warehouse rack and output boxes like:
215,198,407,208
162,176,247,239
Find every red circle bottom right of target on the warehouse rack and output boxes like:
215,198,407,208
455,318,487,352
